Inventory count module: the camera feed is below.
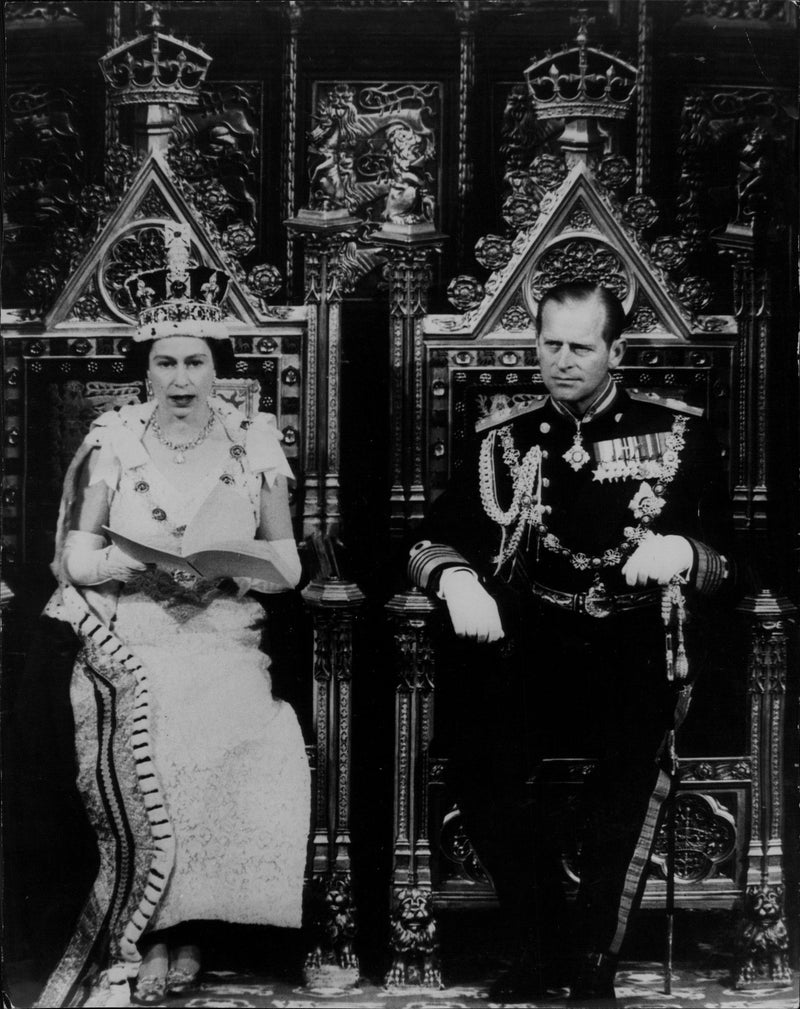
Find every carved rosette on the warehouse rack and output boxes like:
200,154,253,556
565,205,595,232
678,275,713,313
500,302,532,332
650,235,688,273
221,222,256,257
628,303,660,333
474,234,513,272
51,225,85,265
247,263,283,300
597,154,633,191
446,274,484,313
192,178,235,223
23,264,59,312
530,153,568,192
502,194,539,232
622,194,659,234
68,293,105,321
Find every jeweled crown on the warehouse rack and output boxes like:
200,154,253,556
99,5,211,109
127,225,231,342
524,10,637,122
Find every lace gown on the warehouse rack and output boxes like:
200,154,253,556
70,405,310,932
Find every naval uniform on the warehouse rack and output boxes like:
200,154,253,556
408,380,737,982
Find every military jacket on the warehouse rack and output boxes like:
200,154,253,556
410,386,735,603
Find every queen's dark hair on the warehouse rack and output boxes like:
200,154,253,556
128,336,237,379
536,281,626,347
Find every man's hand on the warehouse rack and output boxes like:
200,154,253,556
622,533,693,587
438,568,505,642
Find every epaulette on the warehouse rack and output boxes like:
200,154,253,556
474,393,547,433
627,389,705,418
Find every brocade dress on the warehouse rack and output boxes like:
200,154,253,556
38,398,310,1006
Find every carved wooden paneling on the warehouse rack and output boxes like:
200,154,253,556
306,79,441,247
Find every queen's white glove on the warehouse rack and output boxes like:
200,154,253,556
622,533,693,587
62,530,147,586
438,567,505,643
238,537,302,594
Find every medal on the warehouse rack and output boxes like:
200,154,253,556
563,429,590,471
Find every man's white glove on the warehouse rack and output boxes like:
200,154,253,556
63,530,147,586
622,533,693,587
438,568,504,643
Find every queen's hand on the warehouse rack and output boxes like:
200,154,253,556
63,531,148,586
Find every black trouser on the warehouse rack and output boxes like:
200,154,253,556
441,604,679,971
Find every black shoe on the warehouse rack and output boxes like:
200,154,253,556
489,962,561,1003
489,970,546,1003
568,952,617,1003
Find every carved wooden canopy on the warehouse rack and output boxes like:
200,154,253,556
420,161,738,501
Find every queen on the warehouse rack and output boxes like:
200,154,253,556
35,231,310,1007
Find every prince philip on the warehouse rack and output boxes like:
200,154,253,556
408,281,739,1002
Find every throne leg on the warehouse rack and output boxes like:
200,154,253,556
302,579,364,990
733,594,796,991
303,870,360,990
733,883,792,990
384,886,443,991
384,589,444,991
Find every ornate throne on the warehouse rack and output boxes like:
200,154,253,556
385,13,794,992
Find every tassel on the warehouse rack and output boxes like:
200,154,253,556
661,577,689,682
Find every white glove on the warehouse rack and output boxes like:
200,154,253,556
62,530,147,586
439,568,505,643
238,537,302,594
622,533,693,587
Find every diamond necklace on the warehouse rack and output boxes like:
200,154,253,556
151,410,216,464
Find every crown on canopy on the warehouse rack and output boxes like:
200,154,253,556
99,5,211,109
524,10,637,122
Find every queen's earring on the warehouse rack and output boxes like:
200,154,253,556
145,378,154,399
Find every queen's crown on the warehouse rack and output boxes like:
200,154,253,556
127,225,230,341
525,10,637,122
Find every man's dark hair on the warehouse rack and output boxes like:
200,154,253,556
128,335,237,379
536,281,626,347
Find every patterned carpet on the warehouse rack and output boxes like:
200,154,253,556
150,965,798,1008
6,965,798,1009
5,911,798,1009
